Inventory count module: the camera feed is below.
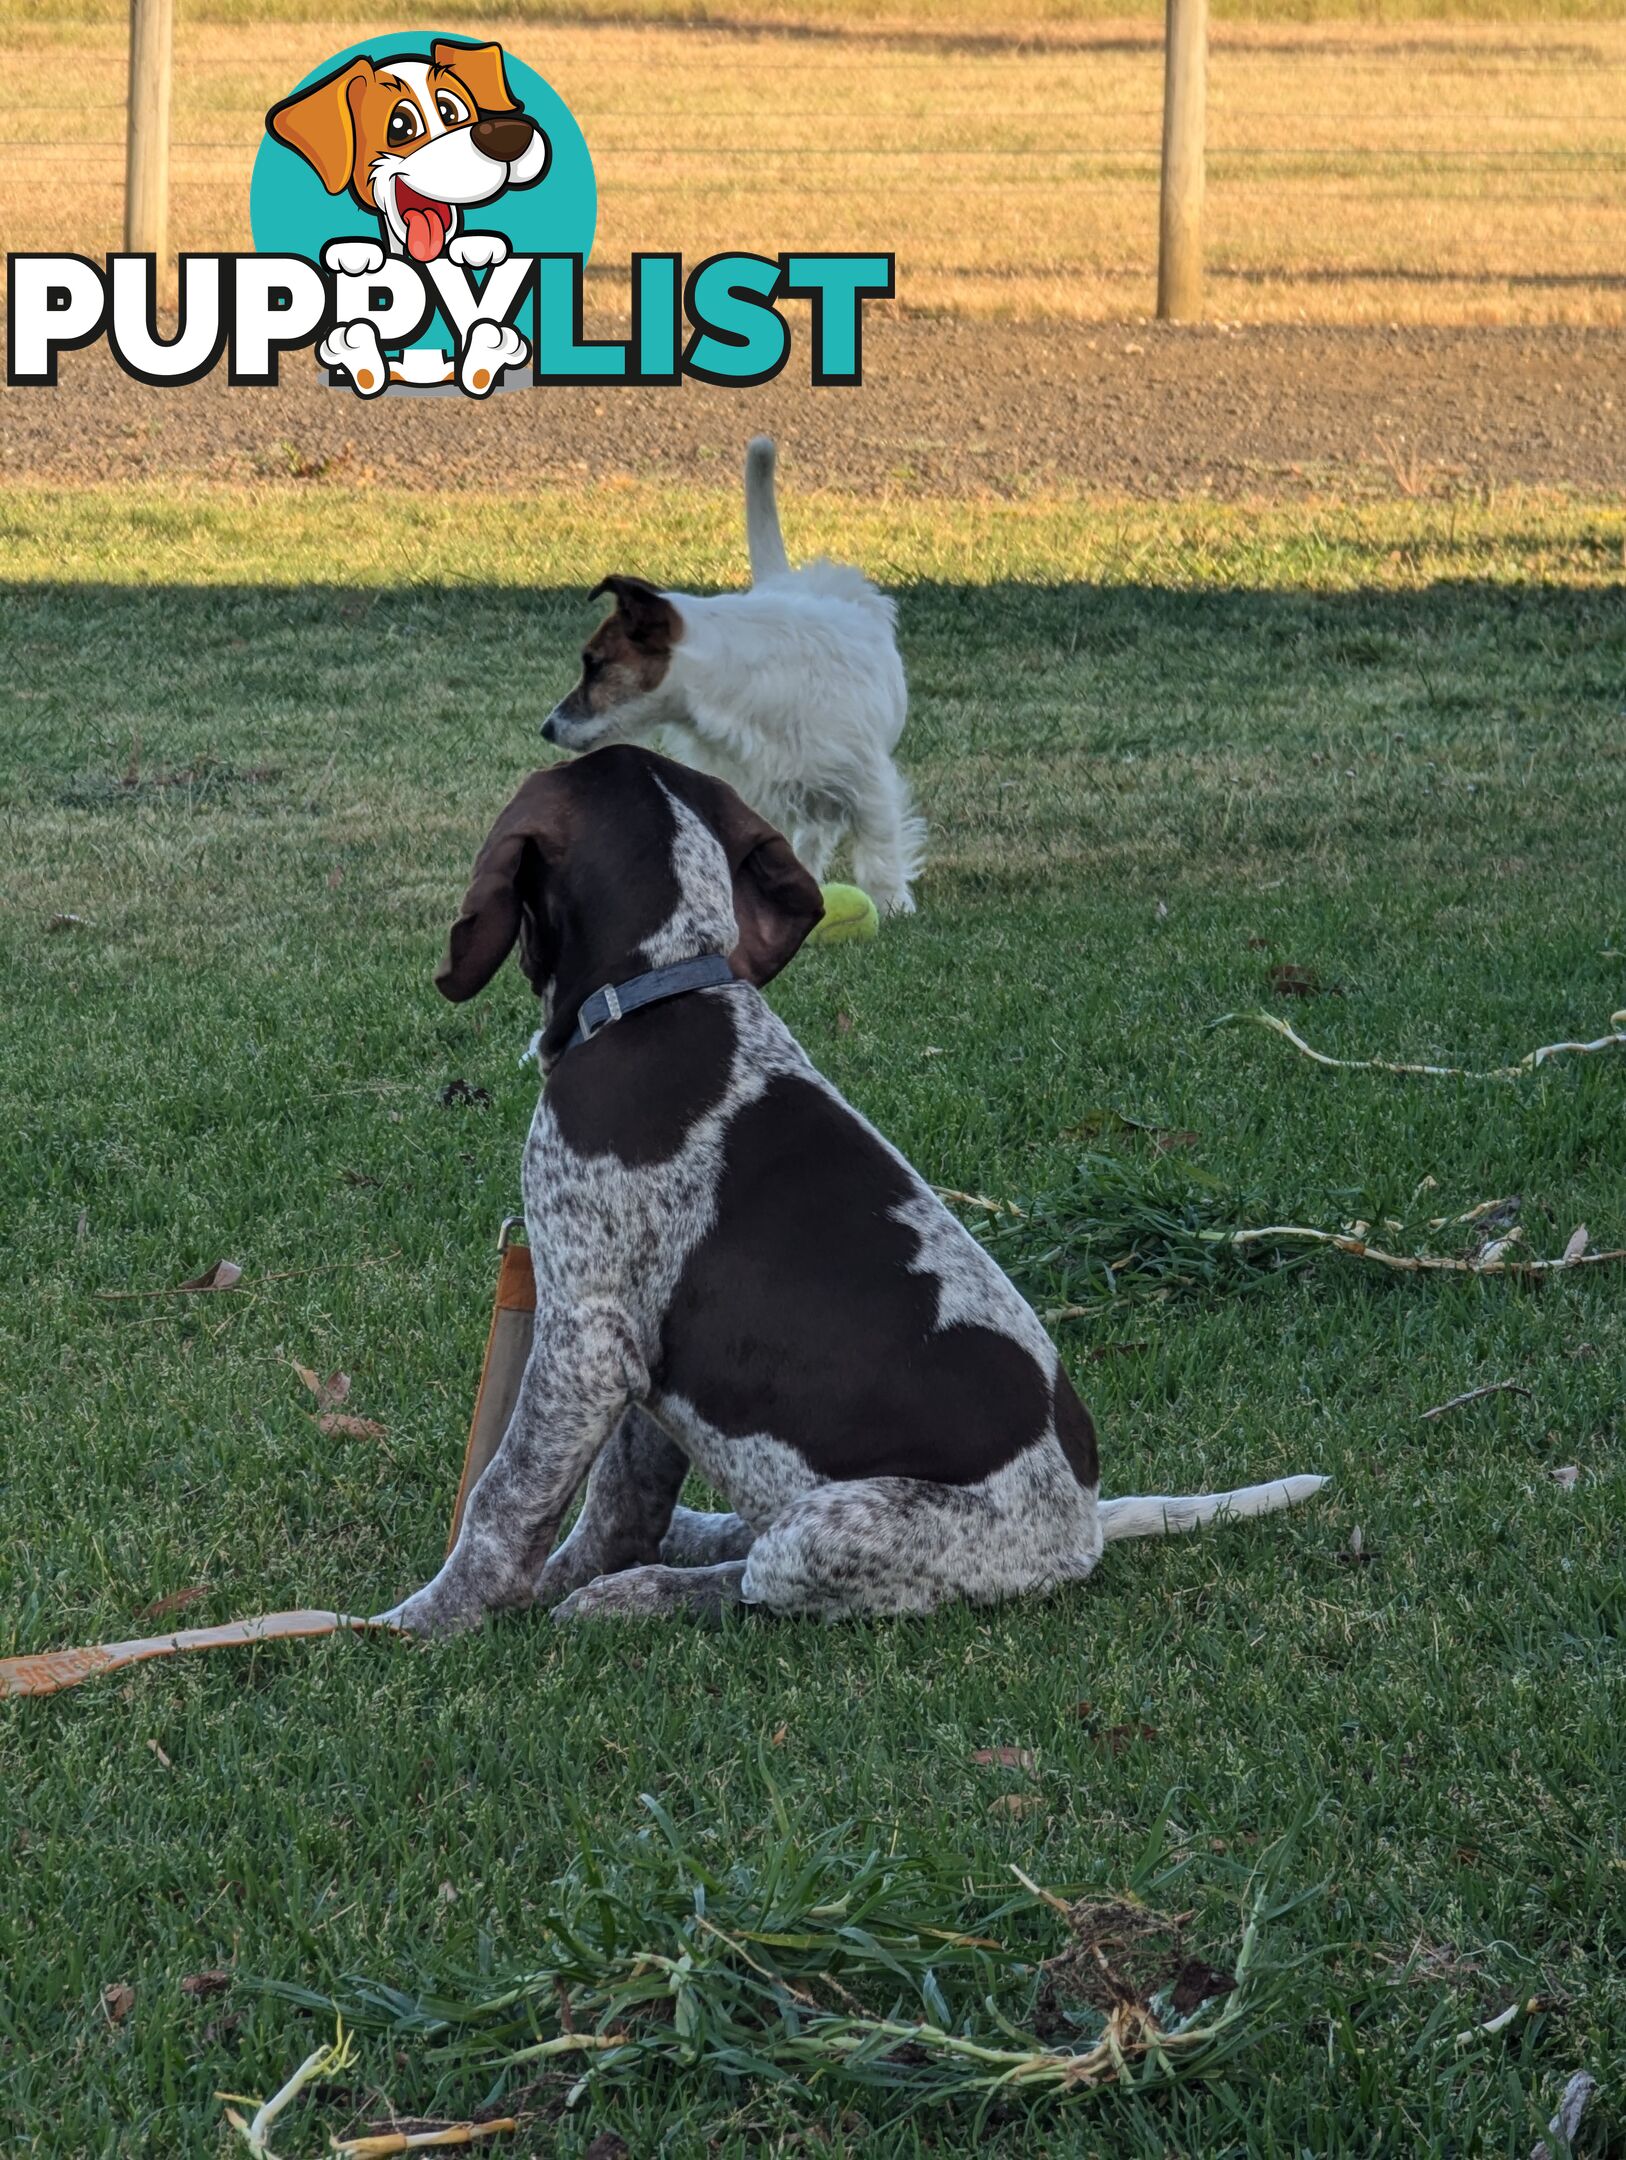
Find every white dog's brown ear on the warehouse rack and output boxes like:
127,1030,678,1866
433,39,518,113
437,770,570,1002
266,60,372,193
589,576,680,654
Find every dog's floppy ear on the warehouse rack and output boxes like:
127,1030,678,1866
266,60,372,194
683,775,824,987
590,575,681,654
437,769,570,1002
433,39,518,114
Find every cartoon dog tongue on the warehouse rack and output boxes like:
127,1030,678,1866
403,204,445,263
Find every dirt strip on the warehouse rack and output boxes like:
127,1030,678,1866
1,317,1621,499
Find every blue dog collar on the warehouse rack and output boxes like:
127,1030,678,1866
567,953,737,1053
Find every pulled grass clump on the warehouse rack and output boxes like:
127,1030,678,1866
262,1801,1290,2119
966,1150,1307,1316
954,1155,1622,1320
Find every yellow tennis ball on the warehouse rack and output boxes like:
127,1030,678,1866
808,882,880,946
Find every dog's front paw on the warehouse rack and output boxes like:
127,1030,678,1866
448,232,510,271
372,1588,484,1640
319,321,389,397
458,319,528,396
323,238,386,277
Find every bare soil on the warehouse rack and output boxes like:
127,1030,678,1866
2,317,1621,500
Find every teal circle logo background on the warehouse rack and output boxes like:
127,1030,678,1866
249,34,595,264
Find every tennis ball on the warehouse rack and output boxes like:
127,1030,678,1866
808,882,880,947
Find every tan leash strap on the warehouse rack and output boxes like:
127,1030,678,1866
0,1610,397,1701
446,1219,536,1554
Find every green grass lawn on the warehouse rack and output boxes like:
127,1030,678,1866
2,482,1623,2156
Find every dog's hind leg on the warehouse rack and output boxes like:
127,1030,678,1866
554,1448,1097,1623
551,1559,750,1623
544,1506,756,1620
376,1296,647,1637
660,1505,756,1565
849,762,925,916
526,1405,692,1608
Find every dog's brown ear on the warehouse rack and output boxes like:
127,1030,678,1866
437,770,570,1002
266,60,372,193
432,39,518,113
589,575,681,654
680,775,823,987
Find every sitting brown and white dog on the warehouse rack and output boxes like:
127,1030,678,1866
380,746,1324,1633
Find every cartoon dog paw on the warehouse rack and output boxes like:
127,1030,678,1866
322,238,386,278
459,319,528,397
319,320,389,397
448,232,510,271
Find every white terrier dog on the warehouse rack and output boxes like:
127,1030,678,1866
541,439,923,913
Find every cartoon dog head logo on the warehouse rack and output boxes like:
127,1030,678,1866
266,41,549,266
252,33,594,395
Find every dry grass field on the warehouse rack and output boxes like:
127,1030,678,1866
4,6,1625,325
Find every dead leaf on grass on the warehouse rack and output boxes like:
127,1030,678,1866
971,1746,1037,1771
101,1982,134,2025
317,1414,386,1439
1099,1722,1159,1755
180,1971,231,1998
1269,962,1342,999
1562,1224,1589,1264
177,1259,242,1293
1550,1465,1580,1491
1063,1107,1198,1152
439,1079,493,1108
147,1738,172,1769
292,1362,351,1412
987,1793,1045,1819
137,1584,209,1620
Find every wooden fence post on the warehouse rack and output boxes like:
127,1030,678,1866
124,0,174,261
1157,0,1207,321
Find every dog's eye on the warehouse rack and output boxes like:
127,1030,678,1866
435,91,469,126
582,652,600,678
387,101,422,144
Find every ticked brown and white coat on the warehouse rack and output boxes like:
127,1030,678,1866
380,746,1324,1632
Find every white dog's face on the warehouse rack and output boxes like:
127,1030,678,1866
267,41,550,263
542,577,687,753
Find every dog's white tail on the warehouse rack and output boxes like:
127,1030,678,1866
744,435,791,582
1099,1474,1327,1541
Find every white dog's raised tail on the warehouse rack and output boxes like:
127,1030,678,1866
745,436,791,582
1098,1474,1328,1541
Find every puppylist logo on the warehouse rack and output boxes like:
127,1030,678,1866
7,32,894,398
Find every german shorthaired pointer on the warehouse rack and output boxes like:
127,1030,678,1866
380,746,1323,1632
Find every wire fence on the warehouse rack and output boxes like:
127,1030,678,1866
3,17,1622,321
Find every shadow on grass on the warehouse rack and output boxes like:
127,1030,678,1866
3,570,1620,818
